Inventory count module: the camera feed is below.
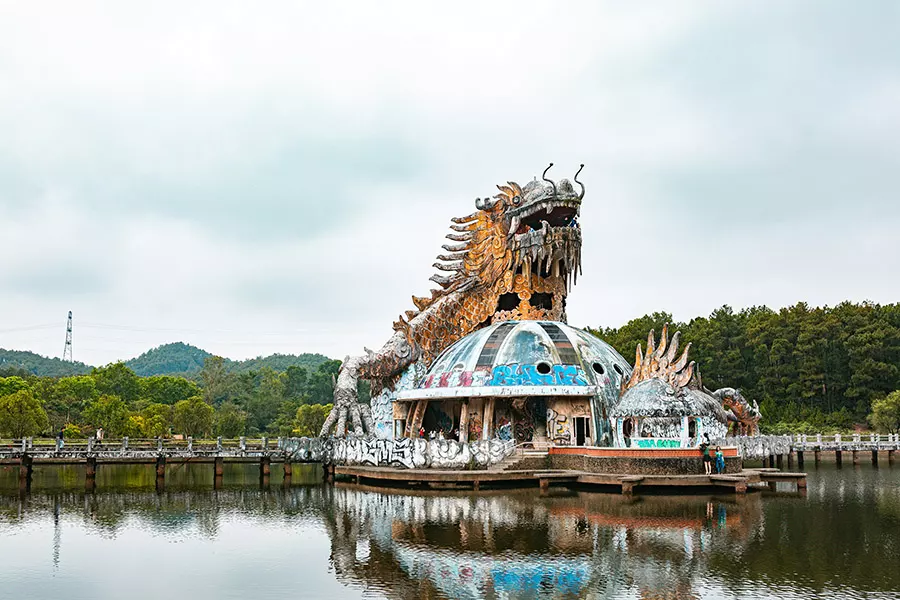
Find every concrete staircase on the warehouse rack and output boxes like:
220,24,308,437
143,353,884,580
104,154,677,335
489,443,552,472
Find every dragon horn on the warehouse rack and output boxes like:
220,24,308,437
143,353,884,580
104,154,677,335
542,163,558,197
574,164,585,200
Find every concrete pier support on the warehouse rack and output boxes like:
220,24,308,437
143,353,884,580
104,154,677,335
214,457,224,477
814,450,820,466
835,450,842,467
19,454,33,490
260,456,271,477
283,461,292,478
787,452,793,468
776,454,784,470
155,456,166,490
797,451,804,469
85,456,97,478
768,454,776,468
852,450,858,465
539,478,549,495
889,450,895,466
473,480,480,491
872,450,879,467
323,463,334,483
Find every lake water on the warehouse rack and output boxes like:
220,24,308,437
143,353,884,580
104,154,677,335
1,462,899,599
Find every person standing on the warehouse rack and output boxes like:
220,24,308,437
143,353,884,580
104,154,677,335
700,440,712,475
57,428,65,450
715,446,725,474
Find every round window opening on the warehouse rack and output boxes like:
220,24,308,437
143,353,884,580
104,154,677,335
592,362,605,375
536,362,552,375
613,364,624,375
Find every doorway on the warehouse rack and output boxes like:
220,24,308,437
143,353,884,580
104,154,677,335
574,416,591,446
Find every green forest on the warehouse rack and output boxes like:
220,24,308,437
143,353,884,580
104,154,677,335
589,301,900,434
0,357,341,440
1,301,899,440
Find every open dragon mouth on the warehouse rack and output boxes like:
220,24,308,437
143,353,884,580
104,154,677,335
508,200,582,287
509,200,580,235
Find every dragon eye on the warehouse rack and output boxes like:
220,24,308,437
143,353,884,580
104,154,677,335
512,196,521,206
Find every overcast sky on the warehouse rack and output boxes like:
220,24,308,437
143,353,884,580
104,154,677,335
1,1,898,366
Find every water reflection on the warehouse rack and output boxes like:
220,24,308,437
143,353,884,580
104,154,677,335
1,464,899,599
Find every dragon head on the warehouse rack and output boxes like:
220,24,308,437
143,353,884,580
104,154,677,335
481,163,584,288
400,164,585,364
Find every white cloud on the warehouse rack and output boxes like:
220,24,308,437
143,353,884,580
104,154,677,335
0,1,898,365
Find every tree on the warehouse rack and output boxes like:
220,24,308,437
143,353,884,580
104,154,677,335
83,394,129,436
173,396,214,437
200,356,232,405
51,375,98,423
0,376,31,397
142,375,201,405
0,389,50,438
293,403,333,437
215,402,247,438
141,403,173,437
869,391,900,434
246,368,285,433
92,363,142,403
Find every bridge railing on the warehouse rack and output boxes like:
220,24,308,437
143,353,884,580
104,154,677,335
0,436,289,456
790,433,900,449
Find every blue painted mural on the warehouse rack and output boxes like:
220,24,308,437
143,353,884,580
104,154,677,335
487,363,589,386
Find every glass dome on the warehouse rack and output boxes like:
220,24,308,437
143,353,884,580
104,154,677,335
396,320,632,401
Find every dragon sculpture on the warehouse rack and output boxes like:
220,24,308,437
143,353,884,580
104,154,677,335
321,164,585,437
618,324,760,436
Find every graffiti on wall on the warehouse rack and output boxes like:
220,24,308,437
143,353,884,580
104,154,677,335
468,412,483,440
634,438,682,449
420,363,590,389
546,408,570,445
489,364,589,387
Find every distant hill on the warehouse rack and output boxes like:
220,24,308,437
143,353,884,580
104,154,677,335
125,342,211,376
0,343,334,378
0,349,92,377
126,342,332,376
228,352,332,374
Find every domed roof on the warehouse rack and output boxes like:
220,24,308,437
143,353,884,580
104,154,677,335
396,320,632,401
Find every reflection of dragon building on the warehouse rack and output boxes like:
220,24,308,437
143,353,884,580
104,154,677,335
322,485,763,599
320,165,758,447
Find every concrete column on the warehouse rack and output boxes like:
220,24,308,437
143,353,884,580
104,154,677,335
852,450,858,465
283,461,292,477
260,456,271,477
214,456,224,477
483,398,495,440
539,478,549,495
459,400,470,443
155,455,166,478
889,450,895,466
835,450,842,467
472,480,480,491
787,451,793,467
85,457,97,479
19,454,33,484
797,451,804,469
872,449,879,467
768,454,776,468
814,449,820,465
776,454,784,470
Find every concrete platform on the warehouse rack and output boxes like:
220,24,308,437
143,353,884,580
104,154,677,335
334,465,806,495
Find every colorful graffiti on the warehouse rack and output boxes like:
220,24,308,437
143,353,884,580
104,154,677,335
547,408,570,445
468,412,483,440
488,364,589,386
635,438,682,449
